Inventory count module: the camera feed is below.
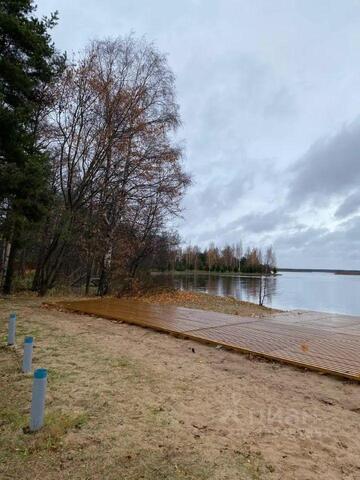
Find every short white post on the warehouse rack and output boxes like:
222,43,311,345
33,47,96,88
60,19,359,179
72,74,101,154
7,312,16,345
30,368,47,431
22,336,33,373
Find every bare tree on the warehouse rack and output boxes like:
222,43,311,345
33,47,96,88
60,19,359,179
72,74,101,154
33,36,189,295
235,241,243,271
258,276,269,306
264,246,276,274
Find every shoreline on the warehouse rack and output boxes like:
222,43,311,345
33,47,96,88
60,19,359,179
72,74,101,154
125,289,280,316
3,289,360,317
151,270,279,278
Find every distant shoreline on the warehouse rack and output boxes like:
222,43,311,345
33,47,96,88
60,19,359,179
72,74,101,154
152,268,360,277
151,270,278,277
278,268,360,275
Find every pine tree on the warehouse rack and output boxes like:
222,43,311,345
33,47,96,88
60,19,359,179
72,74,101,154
0,0,63,293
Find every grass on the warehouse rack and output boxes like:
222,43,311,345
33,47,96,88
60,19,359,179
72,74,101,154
107,355,138,369
0,296,277,479
0,408,27,429
129,288,278,316
0,344,88,462
113,450,214,480
24,411,88,453
46,367,78,384
0,410,88,463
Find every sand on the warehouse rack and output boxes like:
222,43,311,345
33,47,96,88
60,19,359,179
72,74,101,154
1,294,360,479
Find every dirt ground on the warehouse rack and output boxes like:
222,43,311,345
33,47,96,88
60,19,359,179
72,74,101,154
125,289,279,316
1,294,360,480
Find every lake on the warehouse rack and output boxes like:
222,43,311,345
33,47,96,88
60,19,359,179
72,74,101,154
153,271,360,316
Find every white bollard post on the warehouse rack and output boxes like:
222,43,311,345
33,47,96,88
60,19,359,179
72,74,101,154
30,368,48,432
22,336,34,373
7,312,16,345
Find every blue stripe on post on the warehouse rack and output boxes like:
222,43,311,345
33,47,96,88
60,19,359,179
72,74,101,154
10,312,16,319
24,336,33,344
34,368,47,379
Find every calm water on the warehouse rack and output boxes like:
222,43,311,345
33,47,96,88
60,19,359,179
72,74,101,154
153,271,360,316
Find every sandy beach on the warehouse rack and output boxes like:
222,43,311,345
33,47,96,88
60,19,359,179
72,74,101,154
1,294,360,479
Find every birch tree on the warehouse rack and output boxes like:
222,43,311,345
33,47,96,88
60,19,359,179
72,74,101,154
33,36,189,295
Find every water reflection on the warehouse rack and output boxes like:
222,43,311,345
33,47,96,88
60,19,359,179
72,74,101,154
154,273,277,306
153,271,360,315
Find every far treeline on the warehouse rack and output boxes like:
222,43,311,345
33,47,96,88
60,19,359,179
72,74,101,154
154,243,277,274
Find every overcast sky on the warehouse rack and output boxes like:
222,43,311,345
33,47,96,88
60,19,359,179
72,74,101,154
39,0,360,269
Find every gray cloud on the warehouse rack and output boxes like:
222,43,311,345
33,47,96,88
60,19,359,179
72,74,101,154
273,217,360,269
264,87,297,118
287,120,360,206
274,226,328,251
235,210,293,234
37,0,360,268
189,207,294,247
198,175,252,212
335,191,360,219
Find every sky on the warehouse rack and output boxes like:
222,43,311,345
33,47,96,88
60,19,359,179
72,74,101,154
38,0,360,269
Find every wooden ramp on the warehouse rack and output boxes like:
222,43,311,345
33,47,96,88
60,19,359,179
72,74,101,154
58,298,360,381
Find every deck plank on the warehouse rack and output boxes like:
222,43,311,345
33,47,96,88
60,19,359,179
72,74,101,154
57,298,360,381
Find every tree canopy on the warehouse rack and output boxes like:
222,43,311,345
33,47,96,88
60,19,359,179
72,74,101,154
0,0,63,292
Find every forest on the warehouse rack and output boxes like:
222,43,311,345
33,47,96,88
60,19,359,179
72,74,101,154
0,1,190,295
0,1,275,296
154,243,277,274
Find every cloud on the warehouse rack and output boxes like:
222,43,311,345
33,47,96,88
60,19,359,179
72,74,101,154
287,120,360,206
335,191,360,219
264,87,297,118
274,226,328,250
273,217,360,268
37,0,360,269
235,209,293,234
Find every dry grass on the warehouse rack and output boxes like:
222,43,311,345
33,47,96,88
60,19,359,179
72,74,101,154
0,295,272,480
0,294,360,479
126,289,279,316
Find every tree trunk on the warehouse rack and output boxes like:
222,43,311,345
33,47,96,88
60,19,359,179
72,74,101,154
37,242,66,296
97,243,113,296
85,257,94,295
2,239,19,294
31,254,41,291
1,240,11,287
33,213,73,296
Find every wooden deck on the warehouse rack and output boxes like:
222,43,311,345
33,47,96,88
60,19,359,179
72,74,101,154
58,298,360,381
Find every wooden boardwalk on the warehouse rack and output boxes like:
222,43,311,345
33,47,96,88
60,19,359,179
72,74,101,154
58,298,360,381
